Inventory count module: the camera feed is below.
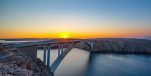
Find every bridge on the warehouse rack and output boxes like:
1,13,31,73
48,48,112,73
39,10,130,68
2,39,94,73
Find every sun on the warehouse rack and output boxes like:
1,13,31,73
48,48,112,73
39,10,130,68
60,32,70,38
62,34,68,38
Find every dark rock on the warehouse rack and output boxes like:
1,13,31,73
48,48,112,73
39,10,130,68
0,48,53,76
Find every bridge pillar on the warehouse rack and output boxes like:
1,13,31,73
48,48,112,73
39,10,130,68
43,46,47,64
90,41,94,51
61,44,64,55
50,42,75,73
47,46,51,66
34,47,37,62
58,44,61,57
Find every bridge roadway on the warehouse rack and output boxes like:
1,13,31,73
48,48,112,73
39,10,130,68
3,39,94,73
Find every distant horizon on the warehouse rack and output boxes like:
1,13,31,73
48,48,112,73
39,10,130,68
0,37,151,40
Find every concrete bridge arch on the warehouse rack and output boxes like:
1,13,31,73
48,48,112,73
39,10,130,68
50,40,94,73
73,41,94,51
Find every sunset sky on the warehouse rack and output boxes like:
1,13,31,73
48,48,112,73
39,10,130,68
0,0,151,38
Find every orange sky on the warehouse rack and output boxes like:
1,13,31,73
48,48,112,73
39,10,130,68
0,31,150,39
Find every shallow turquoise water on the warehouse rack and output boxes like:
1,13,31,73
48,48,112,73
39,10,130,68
37,48,151,76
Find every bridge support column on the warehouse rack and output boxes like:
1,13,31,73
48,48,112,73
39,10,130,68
43,46,47,64
34,47,37,62
50,43,74,73
58,45,61,57
61,44,64,55
47,46,51,66
90,41,94,51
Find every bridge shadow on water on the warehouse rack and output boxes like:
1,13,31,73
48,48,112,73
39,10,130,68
83,52,104,76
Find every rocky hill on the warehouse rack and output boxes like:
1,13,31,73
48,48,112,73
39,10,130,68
0,46,53,76
76,38,151,54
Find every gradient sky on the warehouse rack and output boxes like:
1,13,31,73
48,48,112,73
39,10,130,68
0,0,151,38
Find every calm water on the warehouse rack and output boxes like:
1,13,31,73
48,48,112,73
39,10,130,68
37,48,151,76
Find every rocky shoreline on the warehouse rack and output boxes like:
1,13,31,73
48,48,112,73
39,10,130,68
76,38,151,54
0,46,53,76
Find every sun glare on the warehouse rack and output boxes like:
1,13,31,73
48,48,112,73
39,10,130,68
63,34,68,38
60,32,70,38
